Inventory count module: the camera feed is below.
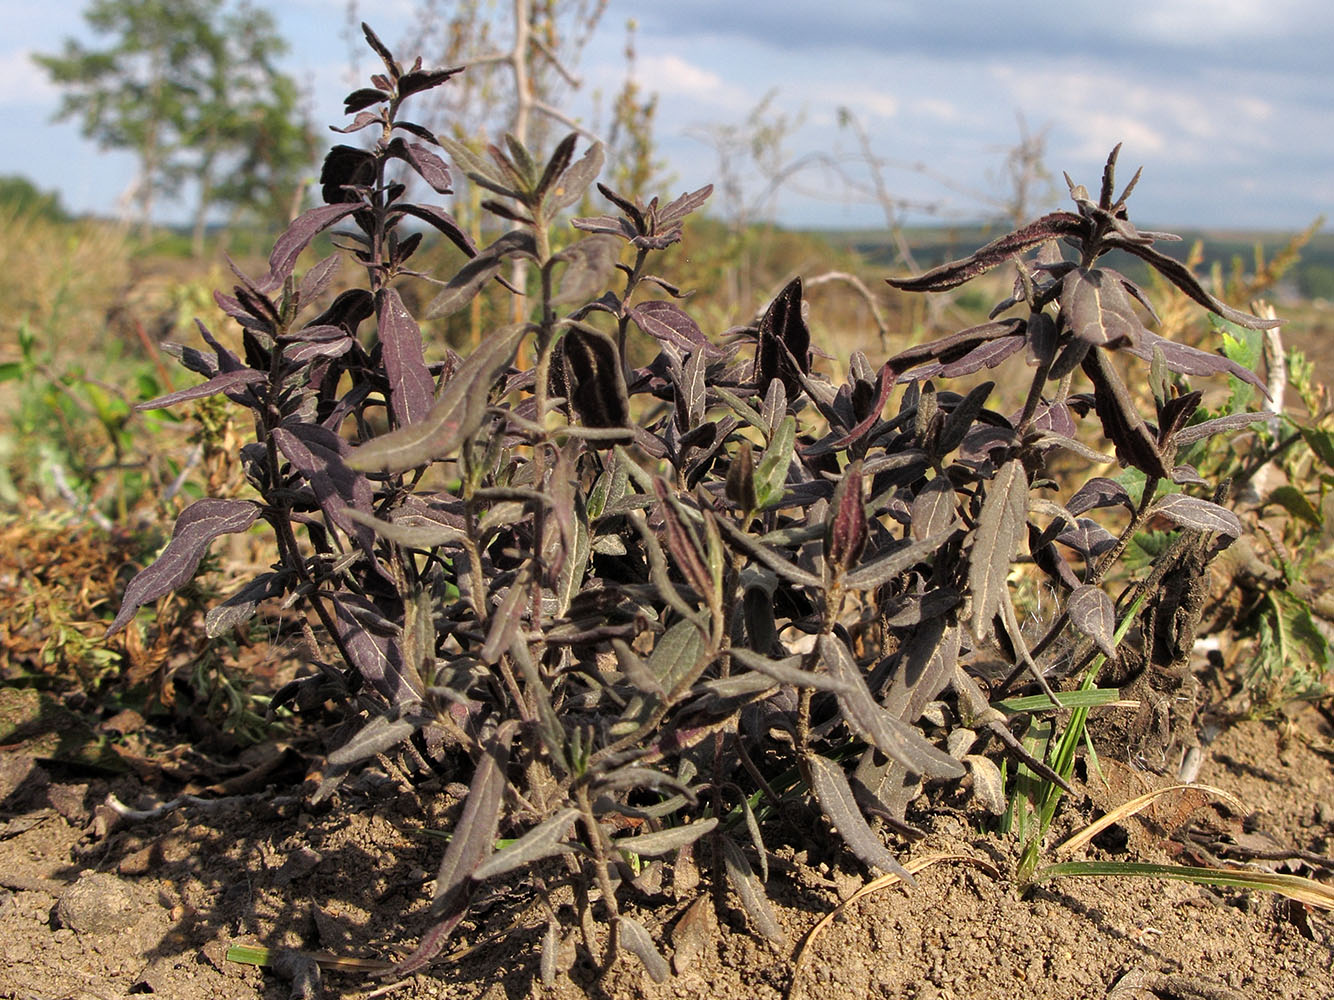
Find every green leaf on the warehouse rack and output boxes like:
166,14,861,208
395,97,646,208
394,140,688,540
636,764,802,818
346,322,529,474
1212,315,1263,414
754,415,796,509
1268,485,1322,527
1300,426,1334,470
647,619,709,698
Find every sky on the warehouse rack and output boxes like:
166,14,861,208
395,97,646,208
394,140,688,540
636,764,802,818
3,0,1331,232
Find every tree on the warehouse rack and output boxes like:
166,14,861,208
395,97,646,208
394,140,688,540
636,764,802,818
35,0,316,250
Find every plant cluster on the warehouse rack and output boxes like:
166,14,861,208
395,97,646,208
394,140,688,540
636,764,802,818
109,25,1282,983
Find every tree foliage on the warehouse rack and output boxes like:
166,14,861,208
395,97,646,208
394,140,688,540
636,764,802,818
35,0,316,248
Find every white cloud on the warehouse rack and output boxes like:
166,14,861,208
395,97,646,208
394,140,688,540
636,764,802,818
990,64,1279,166
1135,0,1297,44
636,53,751,111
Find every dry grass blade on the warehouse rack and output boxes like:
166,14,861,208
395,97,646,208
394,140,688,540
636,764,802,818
1054,783,1248,856
1033,861,1334,911
225,944,394,972
786,853,1000,999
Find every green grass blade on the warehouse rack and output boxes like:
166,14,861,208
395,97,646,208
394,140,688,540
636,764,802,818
993,688,1130,714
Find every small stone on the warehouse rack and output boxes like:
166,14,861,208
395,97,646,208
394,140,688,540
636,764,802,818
46,782,91,823
56,872,141,935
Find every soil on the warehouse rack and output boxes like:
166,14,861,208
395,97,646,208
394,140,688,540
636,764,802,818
1,690,1332,1000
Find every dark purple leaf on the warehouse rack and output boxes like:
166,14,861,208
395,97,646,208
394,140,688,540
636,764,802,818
629,300,723,356
755,277,811,399
1103,236,1282,331
1068,477,1133,516
618,916,670,983
658,184,713,226
389,897,469,979
886,212,1085,292
106,499,260,636
1122,329,1268,396
721,837,784,945
284,338,353,365
647,618,710,698
881,618,961,724
1026,431,1114,464
807,753,914,882
822,361,895,450
1068,584,1117,660
938,380,995,456
547,141,605,213
910,477,958,542
329,592,421,707
396,203,476,258
268,204,360,282
842,529,957,591
826,459,868,576
967,457,1028,641
360,21,400,78
654,480,712,602
329,110,380,134
1157,389,1203,444
137,368,265,411
570,211,637,242
1151,493,1242,539
1082,348,1170,478
387,138,453,193
1030,526,1082,592
1173,410,1271,446
473,808,578,880
1026,401,1076,438
343,87,389,113
819,633,964,779
397,66,463,99
1060,267,1142,347
297,255,341,306
714,514,823,589
610,817,717,857
377,288,434,427
1026,309,1058,366
205,572,288,638
888,318,1024,380
726,440,757,512
564,325,630,429
425,231,536,319
160,340,217,379
393,120,441,144
726,647,854,694
327,711,420,770
271,424,377,556
1054,517,1118,559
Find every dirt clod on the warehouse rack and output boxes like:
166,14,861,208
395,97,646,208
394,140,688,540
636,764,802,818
55,871,143,935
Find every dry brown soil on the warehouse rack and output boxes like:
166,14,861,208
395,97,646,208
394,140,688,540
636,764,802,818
1,690,1332,1000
